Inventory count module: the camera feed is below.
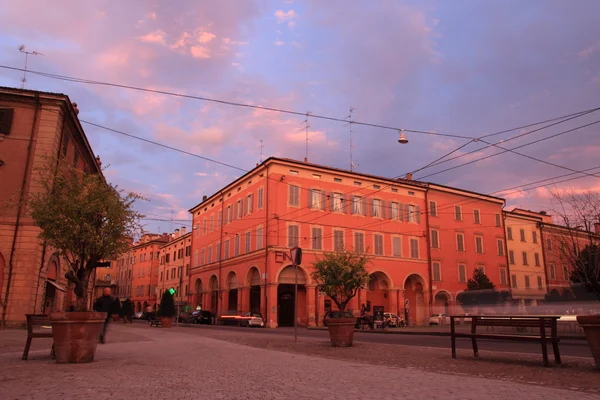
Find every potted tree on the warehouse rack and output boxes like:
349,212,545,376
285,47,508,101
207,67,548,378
111,297,122,321
28,157,142,363
312,249,370,347
159,290,176,328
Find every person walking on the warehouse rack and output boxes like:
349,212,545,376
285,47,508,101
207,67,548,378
94,287,115,344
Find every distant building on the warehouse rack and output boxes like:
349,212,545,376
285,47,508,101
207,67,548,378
158,229,192,306
504,209,547,306
0,87,101,327
128,233,168,312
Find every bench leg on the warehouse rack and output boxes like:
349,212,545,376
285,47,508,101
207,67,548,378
22,337,32,360
450,318,456,359
471,318,478,357
540,320,549,367
551,321,561,364
552,340,561,365
51,343,55,360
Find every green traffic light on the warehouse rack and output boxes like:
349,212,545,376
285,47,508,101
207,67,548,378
169,288,175,295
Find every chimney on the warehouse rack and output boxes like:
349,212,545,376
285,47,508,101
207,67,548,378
95,155,102,168
174,228,180,239
539,211,546,215
595,223,600,235
72,102,79,115
181,226,186,235
202,195,208,202
405,173,413,180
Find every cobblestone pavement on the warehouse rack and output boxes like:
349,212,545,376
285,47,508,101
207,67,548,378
0,324,598,400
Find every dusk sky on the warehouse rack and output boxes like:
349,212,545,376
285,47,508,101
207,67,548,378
1,0,599,234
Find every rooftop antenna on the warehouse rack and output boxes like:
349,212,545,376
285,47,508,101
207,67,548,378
259,139,264,163
303,111,311,162
345,108,356,171
19,45,44,89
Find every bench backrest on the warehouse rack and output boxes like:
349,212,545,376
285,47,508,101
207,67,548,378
25,314,51,334
453,316,558,328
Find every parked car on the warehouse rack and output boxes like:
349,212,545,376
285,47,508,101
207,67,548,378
191,310,212,325
429,313,451,325
178,311,193,323
240,313,265,327
323,311,355,327
383,312,405,327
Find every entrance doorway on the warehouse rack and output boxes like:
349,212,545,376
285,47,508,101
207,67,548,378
247,267,261,314
226,272,238,313
278,285,295,326
277,265,307,327
434,291,450,314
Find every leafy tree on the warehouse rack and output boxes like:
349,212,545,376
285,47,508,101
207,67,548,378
311,249,371,315
159,291,176,318
457,269,505,306
28,157,143,311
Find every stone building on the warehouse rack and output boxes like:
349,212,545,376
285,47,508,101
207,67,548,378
0,87,101,327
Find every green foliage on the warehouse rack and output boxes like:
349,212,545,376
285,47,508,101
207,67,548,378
27,156,144,309
467,268,495,291
311,249,371,314
160,291,176,317
457,269,505,306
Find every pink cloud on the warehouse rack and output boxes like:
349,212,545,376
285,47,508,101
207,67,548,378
275,10,297,23
139,30,167,45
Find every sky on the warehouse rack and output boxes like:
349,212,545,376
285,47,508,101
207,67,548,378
1,0,599,233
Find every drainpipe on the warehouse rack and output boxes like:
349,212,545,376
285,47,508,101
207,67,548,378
263,164,270,326
33,106,68,313
502,203,513,305
539,223,550,296
424,187,433,321
2,93,40,328
217,190,225,321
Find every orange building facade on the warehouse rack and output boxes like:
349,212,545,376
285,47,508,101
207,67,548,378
0,87,102,327
427,184,509,313
129,233,168,312
157,229,192,306
187,158,515,328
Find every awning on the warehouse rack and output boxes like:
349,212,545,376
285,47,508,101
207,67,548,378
46,280,66,292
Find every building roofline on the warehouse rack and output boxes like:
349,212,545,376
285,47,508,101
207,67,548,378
189,156,429,213
159,232,192,249
425,181,505,204
0,86,102,173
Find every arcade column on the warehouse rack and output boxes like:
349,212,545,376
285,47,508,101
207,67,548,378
306,285,316,327
388,289,398,316
266,283,278,328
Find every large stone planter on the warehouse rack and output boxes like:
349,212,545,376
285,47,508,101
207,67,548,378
161,317,173,328
577,315,600,370
326,317,356,347
49,312,106,363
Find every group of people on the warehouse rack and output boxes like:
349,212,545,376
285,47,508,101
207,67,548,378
93,287,134,344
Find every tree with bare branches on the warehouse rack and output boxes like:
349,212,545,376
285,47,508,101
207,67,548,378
551,189,600,302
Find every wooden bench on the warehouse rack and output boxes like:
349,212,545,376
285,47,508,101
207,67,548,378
450,315,561,367
22,314,55,361
148,316,162,327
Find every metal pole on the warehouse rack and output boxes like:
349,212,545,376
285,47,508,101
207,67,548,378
294,258,298,342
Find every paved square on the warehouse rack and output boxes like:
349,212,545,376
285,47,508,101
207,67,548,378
0,324,598,400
